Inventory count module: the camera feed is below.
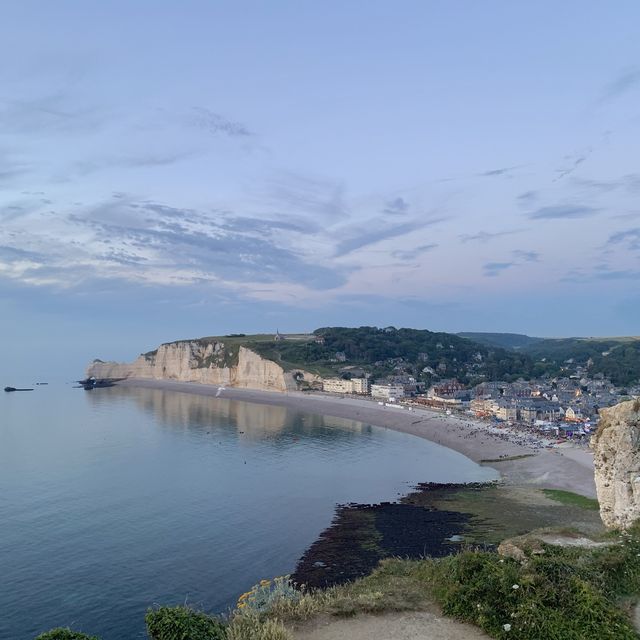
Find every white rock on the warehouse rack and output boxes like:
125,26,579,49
591,399,640,529
87,340,319,393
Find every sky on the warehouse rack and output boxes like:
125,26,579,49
1,1,640,380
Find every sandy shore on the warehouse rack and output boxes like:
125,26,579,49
117,379,596,498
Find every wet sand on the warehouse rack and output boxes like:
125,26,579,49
116,379,596,498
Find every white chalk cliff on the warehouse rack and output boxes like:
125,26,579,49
86,340,314,392
591,399,640,529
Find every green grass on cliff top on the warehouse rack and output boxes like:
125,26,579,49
153,333,335,376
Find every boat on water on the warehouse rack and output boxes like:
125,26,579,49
76,377,118,390
4,387,34,392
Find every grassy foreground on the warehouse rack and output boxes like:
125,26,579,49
266,524,640,639
41,523,640,640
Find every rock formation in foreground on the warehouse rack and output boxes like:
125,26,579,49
86,339,317,393
591,399,640,529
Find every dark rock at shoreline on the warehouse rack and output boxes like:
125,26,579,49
291,483,491,590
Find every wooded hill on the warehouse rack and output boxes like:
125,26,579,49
155,327,640,386
247,326,536,383
456,332,640,386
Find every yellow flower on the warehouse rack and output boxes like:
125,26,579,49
260,579,271,586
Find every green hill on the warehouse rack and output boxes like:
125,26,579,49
523,337,640,386
457,332,543,350
457,332,640,386
246,326,536,383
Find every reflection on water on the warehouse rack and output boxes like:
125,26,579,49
86,386,369,441
1,385,496,640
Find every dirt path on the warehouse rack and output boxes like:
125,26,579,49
293,611,490,640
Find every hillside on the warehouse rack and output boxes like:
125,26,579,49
246,326,535,383
523,337,640,386
457,332,544,350
457,332,640,386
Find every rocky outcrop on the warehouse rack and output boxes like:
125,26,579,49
498,532,613,563
86,340,318,393
591,399,640,529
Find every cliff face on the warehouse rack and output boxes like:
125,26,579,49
591,399,640,529
86,341,311,392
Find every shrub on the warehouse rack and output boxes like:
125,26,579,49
145,605,226,640
235,576,302,616
427,546,639,639
227,614,291,640
35,630,99,640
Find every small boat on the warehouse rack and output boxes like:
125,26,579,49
4,386,34,392
76,377,116,390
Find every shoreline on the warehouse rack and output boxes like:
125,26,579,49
116,378,596,498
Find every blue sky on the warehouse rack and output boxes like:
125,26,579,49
1,1,640,379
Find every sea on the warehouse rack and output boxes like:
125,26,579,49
0,384,497,640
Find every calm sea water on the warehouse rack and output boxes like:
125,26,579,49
0,385,496,640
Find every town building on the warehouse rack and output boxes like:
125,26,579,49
350,377,371,394
470,398,498,417
370,383,405,400
428,379,470,404
322,377,370,395
322,378,353,394
495,400,518,422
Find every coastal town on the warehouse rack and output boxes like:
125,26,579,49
319,367,640,442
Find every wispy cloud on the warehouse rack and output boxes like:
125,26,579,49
599,67,640,102
0,166,31,187
0,198,351,293
607,227,640,251
262,172,347,221
383,197,409,215
563,264,640,283
553,148,593,181
512,249,539,262
0,92,107,136
517,191,538,206
184,107,252,137
460,229,522,243
335,216,446,257
477,165,520,178
483,262,514,277
391,243,438,261
596,269,640,280
74,151,197,176
572,174,640,195
528,204,599,220
481,249,538,277
0,245,45,262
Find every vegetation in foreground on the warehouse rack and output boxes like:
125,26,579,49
39,523,640,640
35,630,99,640
145,605,227,640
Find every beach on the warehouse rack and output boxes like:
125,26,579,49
117,379,596,498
